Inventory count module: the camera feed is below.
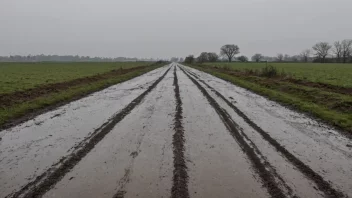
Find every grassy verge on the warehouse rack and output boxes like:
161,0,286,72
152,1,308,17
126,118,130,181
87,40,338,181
203,62,352,87
0,62,153,94
0,64,164,129
188,64,352,134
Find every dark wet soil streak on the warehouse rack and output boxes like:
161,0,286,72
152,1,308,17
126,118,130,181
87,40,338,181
8,67,171,198
171,66,190,198
184,67,346,198
178,66,287,198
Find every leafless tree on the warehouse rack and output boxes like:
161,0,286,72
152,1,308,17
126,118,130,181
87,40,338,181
197,52,209,64
170,57,179,62
276,53,284,62
251,53,263,62
237,55,248,62
207,52,219,62
333,41,343,62
312,42,332,63
341,39,352,63
220,44,240,62
284,54,290,61
291,55,300,62
184,55,194,64
300,49,311,62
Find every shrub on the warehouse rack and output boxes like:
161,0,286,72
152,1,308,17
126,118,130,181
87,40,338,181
260,65,278,78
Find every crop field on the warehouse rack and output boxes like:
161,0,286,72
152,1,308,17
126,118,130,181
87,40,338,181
0,61,164,128
203,62,352,87
0,62,150,94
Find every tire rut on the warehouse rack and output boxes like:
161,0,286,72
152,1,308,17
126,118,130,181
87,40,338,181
182,66,346,198
171,66,190,198
7,66,171,198
178,66,287,198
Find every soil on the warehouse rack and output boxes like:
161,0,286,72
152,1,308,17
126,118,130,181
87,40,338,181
1,63,351,198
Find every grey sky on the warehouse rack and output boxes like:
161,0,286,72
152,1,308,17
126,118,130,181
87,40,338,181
1,0,351,59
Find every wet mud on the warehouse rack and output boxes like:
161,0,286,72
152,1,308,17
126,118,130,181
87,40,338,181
171,66,189,198
177,67,270,198
179,66,287,197
183,64,352,197
2,66,170,198
44,67,176,198
182,66,344,197
1,63,351,198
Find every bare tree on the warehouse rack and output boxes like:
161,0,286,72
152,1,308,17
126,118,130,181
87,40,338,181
312,42,332,63
238,55,248,62
220,44,240,62
341,39,352,63
197,52,209,64
170,57,179,62
251,53,263,62
291,55,300,62
184,55,194,64
333,41,343,62
300,49,311,62
284,54,290,61
207,52,219,62
276,53,284,62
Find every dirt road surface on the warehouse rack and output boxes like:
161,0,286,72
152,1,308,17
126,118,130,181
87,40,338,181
1,63,351,198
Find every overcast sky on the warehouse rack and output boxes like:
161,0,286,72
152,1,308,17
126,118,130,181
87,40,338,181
1,0,351,59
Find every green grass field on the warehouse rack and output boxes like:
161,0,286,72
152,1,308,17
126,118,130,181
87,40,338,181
0,62,164,128
203,62,352,87
0,62,150,94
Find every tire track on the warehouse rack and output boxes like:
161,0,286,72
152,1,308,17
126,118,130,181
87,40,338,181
182,66,345,198
178,66,286,198
8,66,171,198
171,66,190,198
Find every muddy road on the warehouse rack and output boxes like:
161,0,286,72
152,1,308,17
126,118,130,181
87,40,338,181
1,63,351,198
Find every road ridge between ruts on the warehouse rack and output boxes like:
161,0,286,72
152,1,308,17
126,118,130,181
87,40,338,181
182,66,346,198
178,65,289,198
171,66,190,198
6,66,171,198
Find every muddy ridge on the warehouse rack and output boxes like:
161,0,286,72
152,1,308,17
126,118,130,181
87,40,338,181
184,67,346,198
7,67,171,198
171,66,190,198
178,66,287,198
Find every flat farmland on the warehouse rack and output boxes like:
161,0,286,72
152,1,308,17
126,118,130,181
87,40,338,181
203,62,352,87
0,62,164,128
1,64,351,198
0,62,151,94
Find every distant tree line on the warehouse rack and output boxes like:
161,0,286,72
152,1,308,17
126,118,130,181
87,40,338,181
184,39,352,64
0,54,157,62
170,57,184,62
